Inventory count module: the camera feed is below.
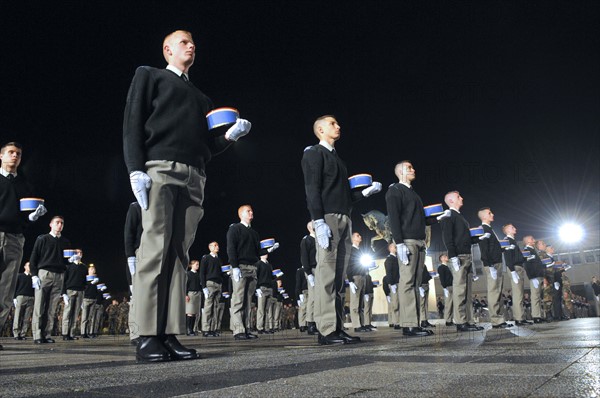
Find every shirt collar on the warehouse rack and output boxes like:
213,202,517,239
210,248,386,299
506,234,515,239
399,181,411,189
352,244,360,249
166,64,189,81
49,232,61,238
483,223,491,227
450,207,460,214
389,253,397,257
318,140,335,152
0,167,17,178
210,253,217,257
241,221,250,228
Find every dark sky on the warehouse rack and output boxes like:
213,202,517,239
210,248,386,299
1,2,599,296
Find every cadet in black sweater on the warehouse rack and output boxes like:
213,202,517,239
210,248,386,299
185,260,201,336
440,191,483,332
347,233,369,332
256,254,274,333
123,201,142,343
61,249,88,340
477,208,512,329
123,30,252,363
301,115,382,345
502,224,530,325
12,262,34,340
384,243,400,329
81,265,100,338
299,221,317,334
30,216,71,343
522,235,546,323
0,142,47,350
200,242,223,337
437,254,454,326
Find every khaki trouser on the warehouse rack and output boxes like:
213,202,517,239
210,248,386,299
419,284,429,321
256,286,273,331
202,281,222,332
216,302,225,330
230,263,257,335
364,293,374,325
32,269,64,340
511,266,526,321
450,254,474,325
13,295,34,338
93,303,104,334
485,263,505,326
0,232,25,331
297,289,308,326
529,277,543,319
185,291,201,315
305,273,315,323
389,285,400,325
398,239,426,328
81,298,96,336
314,214,351,336
134,160,205,336
61,289,83,336
273,300,283,329
444,286,454,323
350,275,366,328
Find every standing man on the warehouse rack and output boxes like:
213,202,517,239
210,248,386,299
123,30,252,362
301,115,382,345
295,266,308,332
440,191,484,332
419,264,435,328
477,208,512,329
0,142,47,350
523,236,546,323
30,216,72,343
81,265,99,338
61,249,88,340
12,262,34,340
199,241,223,337
502,224,531,326
300,221,318,335
384,243,400,330
255,253,274,334
185,260,201,336
347,232,369,333
385,161,434,337
437,254,454,326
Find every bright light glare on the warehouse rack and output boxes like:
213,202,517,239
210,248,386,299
360,254,374,267
558,223,584,243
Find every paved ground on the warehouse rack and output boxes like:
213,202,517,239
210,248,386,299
1,318,599,398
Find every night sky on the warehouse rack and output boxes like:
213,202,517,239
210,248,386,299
2,2,599,297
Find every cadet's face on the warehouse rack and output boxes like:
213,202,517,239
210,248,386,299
191,262,199,271
403,163,416,182
318,117,341,142
210,243,219,253
240,207,254,223
50,218,64,234
0,145,22,171
166,32,195,67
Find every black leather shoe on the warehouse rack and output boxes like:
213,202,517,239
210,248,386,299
307,323,319,335
81,334,90,339
337,330,361,343
63,335,75,341
14,336,24,340
257,330,267,335
203,332,212,337
354,326,370,332
421,321,435,328
162,335,198,360
246,332,258,339
456,323,483,332
130,337,140,346
533,318,545,324
403,327,433,337
515,320,529,326
0,344,3,350
318,332,345,345
367,324,377,329
234,333,249,340
45,338,55,343
445,322,455,326
34,339,46,344
492,322,513,329
136,336,172,362
299,326,307,332
394,325,402,330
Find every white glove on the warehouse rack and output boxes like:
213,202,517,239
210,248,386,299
256,288,263,298
349,282,358,294
531,278,540,289
386,296,391,303
444,288,449,298
129,171,152,210
396,243,409,265
307,274,315,287
299,294,305,303
511,271,520,284
225,118,252,141
13,298,17,307
364,294,370,302
232,267,242,282
450,257,460,272
100,285,108,291
419,287,425,297
313,219,332,249
436,209,451,221
28,204,47,221
489,267,497,280
127,256,136,276
267,242,280,253
129,285,133,296
68,254,81,263
527,255,536,261
472,274,479,282
92,277,99,285
390,284,397,294
362,181,382,197
32,275,41,290
554,282,560,290
504,244,516,250
62,294,69,304
479,233,492,240
203,287,210,298
297,300,302,306
546,261,555,268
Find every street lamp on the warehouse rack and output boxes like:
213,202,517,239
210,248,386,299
558,223,584,244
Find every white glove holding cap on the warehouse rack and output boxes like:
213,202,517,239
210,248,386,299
436,209,451,221
28,204,47,222
267,242,280,253
479,233,491,240
362,181,382,197
225,118,252,141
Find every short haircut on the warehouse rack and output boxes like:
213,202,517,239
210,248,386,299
1,141,22,153
50,215,64,223
238,205,252,218
312,115,336,138
444,191,459,206
162,30,193,62
439,253,448,261
502,223,513,234
477,207,490,220
208,241,218,248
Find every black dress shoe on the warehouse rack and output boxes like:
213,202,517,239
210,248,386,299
130,337,140,346
45,338,55,343
234,333,249,340
456,323,483,332
394,325,402,330
203,332,213,337
421,321,435,328
492,322,513,329
354,326,370,332
162,335,198,360
515,320,529,326
0,344,3,350
403,327,433,337
445,322,455,326
318,332,345,345
299,326,307,332
136,336,172,362
367,324,377,329
81,334,90,339
63,335,75,341
14,336,24,340
34,339,46,344
307,323,319,335
337,330,361,343
246,332,258,339
533,318,545,324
